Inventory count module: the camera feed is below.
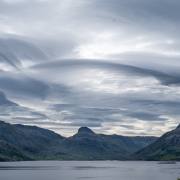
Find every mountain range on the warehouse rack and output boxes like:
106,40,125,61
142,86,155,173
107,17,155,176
0,120,179,161
0,121,157,161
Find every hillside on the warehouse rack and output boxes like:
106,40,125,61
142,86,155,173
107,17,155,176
0,121,157,161
133,124,180,160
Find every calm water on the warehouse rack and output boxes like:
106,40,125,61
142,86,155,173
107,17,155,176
0,161,179,180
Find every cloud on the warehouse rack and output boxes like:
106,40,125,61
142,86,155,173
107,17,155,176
0,0,179,136
0,71,50,100
31,59,180,87
0,36,48,70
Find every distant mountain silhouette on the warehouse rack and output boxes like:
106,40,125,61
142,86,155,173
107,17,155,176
133,124,180,160
0,121,157,161
77,127,95,135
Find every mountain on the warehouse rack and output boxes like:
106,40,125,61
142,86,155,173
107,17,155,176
133,124,180,160
0,122,157,161
0,121,65,161
59,127,157,160
77,127,95,135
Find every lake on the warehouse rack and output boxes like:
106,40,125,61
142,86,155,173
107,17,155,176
0,161,179,180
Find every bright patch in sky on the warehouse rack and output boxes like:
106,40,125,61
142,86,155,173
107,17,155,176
0,0,179,136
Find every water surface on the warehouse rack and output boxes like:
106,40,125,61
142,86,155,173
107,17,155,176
0,161,179,180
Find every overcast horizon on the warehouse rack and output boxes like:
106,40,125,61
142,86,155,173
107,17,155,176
0,0,180,136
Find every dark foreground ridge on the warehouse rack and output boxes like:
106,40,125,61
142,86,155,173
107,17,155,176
133,124,180,161
2,121,180,161
0,121,159,161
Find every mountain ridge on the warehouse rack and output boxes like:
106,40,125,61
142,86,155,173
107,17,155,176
0,121,157,161
133,124,180,160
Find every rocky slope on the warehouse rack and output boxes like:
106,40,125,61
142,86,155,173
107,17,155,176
133,124,180,160
0,121,157,161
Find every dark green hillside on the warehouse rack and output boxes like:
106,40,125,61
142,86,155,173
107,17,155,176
0,121,157,161
133,124,180,160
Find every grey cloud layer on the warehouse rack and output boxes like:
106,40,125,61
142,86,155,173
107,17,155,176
0,0,179,136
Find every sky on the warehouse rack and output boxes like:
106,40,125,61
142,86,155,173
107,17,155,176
0,0,180,136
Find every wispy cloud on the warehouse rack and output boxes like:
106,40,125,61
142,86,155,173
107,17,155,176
0,0,179,136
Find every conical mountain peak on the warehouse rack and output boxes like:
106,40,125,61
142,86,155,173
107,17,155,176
77,127,95,135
